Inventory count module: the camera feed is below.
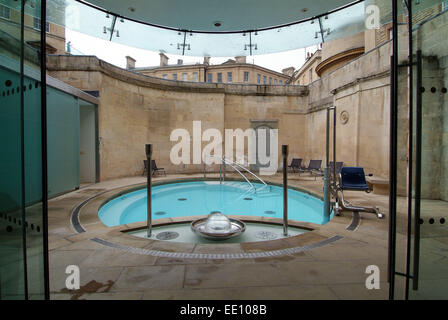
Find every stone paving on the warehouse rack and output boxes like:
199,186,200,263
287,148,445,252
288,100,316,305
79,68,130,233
48,173,396,300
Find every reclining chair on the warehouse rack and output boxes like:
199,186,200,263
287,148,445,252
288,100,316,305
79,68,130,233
299,159,323,180
288,158,302,173
335,167,383,218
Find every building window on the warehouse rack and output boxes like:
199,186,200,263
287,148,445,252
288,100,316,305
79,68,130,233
217,73,222,83
279,80,283,85
263,75,266,84
227,72,232,83
443,1,448,11
33,17,50,32
193,72,198,82
274,79,277,85
162,74,168,79
257,74,261,84
244,72,249,82
207,73,213,83
0,5,10,19
182,73,188,81
269,77,272,85
172,74,178,80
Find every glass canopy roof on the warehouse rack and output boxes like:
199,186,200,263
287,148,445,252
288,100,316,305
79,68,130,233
1,0,441,56
55,0,366,56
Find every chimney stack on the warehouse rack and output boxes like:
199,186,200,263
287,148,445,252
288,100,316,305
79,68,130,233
126,56,136,70
282,67,295,77
235,56,246,64
159,52,169,67
203,56,210,65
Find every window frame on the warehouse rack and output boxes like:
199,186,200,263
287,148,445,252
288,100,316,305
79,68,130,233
244,71,249,82
0,5,11,20
33,17,50,32
227,72,232,83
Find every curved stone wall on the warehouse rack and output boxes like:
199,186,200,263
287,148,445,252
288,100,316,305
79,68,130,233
47,44,391,181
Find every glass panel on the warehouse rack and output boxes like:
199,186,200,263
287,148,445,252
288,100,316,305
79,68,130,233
23,0,45,299
0,0,25,300
321,1,365,42
392,0,448,300
0,0,47,300
408,1,448,300
29,0,369,57
0,58,26,301
392,0,413,300
47,87,80,197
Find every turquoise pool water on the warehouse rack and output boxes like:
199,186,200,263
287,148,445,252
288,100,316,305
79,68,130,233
98,181,332,227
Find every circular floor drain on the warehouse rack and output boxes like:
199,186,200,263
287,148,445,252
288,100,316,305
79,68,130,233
264,210,276,215
254,231,278,240
178,198,187,201
155,211,167,216
244,198,253,201
156,231,179,240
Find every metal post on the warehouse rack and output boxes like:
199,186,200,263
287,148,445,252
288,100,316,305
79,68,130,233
146,144,152,237
324,108,331,219
223,157,226,181
333,106,337,190
282,145,288,236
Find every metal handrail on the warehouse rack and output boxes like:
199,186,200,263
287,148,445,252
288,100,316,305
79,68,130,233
229,160,268,188
205,156,270,193
221,158,255,191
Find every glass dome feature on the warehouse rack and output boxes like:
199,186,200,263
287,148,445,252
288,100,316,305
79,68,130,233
204,212,232,234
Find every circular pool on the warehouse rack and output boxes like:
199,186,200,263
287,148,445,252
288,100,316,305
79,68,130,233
98,180,332,227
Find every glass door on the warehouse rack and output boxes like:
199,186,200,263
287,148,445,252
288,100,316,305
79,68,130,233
0,0,48,299
408,0,448,299
391,0,448,300
0,0,26,298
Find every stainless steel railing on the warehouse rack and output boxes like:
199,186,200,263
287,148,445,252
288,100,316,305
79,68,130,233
204,156,270,193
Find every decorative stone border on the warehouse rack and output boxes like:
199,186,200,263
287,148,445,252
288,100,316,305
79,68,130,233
91,236,344,259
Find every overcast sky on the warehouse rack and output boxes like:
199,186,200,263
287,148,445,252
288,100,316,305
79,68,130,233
66,29,319,73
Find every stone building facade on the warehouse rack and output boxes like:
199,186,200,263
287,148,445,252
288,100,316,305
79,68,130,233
0,3,66,54
130,53,291,85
